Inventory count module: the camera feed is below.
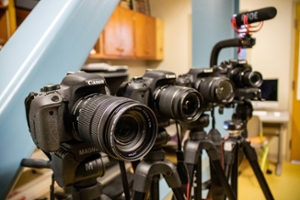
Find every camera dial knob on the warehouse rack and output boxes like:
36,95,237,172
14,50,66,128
42,84,60,92
132,76,143,82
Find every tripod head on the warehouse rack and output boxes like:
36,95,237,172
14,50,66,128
231,99,253,137
233,99,253,122
50,142,109,200
141,126,171,162
223,119,244,137
50,142,108,187
180,114,210,141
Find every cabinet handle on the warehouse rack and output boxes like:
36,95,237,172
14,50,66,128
116,47,125,53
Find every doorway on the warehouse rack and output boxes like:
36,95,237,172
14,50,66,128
291,3,300,162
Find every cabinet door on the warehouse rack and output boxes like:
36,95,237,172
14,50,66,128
0,8,8,45
103,6,134,58
155,18,164,60
134,12,156,59
119,7,135,57
90,34,104,58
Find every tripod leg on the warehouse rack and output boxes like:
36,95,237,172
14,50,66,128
243,140,274,200
195,155,202,200
132,160,185,200
210,160,236,200
150,175,160,200
184,139,237,200
186,163,195,200
205,142,237,200
133,191,146,200
230,149,239,196
72,178,111,200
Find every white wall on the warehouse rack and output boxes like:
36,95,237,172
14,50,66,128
240,0,294,111
149,0,192,76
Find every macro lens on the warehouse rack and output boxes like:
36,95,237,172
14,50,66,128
153,85,202,122
198,77,235,103
73,94,157,161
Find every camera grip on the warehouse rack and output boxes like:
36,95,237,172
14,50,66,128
32,104,64,152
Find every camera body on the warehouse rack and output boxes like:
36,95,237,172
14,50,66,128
176,68,214,88
25,72,109,152
212,59,262,100
25,72,158,161
117,69,203,124
176,68,235,106
117,69,175,107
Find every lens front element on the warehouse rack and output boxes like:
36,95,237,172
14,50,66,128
215,79,235,103
154,86,202,122
73,94,157,161
113,110,147,154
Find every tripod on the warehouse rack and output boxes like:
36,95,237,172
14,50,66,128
22,142,112,200
132,127,185,200
182,113,236,200
222,100,274,200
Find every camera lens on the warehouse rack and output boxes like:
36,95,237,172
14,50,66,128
198,77,235,103
231,67,263,88
154,86,202,122
242,71,263,87
73,94,157,161
182,93,200,116
114,115,138,145
216,79,235,101
113,111,147,153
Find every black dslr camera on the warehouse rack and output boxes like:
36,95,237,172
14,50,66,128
25,72,157,161
117,69,203,124
212,59,263,100
176,68,235,107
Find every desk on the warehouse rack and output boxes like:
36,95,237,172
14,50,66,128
252,110,289,176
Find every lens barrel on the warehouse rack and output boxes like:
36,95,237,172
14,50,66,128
153,85,202,122
198,77,235,103
242,71,263,87
231,68,263,88
73,94,157,161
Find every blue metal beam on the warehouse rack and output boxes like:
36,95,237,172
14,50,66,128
0,0,119,198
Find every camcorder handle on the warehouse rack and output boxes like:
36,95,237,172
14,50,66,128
210,35,256,67
210,7,277,67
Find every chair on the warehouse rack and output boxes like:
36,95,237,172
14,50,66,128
247,115,272,173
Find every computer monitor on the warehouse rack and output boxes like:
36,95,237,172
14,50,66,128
252,78,279,109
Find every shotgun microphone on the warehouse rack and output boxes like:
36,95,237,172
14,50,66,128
233,7,277,27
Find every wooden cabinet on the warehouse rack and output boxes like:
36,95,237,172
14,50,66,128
0,2,16,47
103,6,135,58
155,18,164,60
134,12,156,59
0,6,8,46
90,6,164,61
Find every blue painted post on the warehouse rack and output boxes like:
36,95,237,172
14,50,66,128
0,0,119,198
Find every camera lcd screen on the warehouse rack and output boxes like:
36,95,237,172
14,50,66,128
259,79,278,101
